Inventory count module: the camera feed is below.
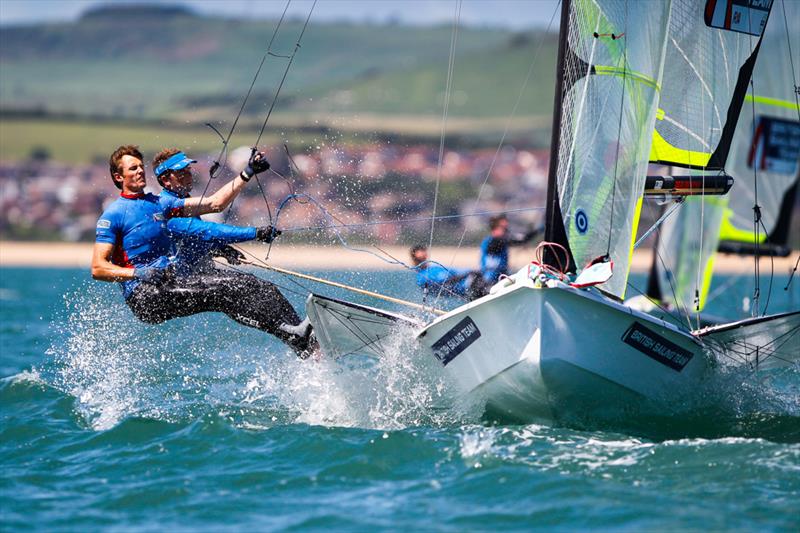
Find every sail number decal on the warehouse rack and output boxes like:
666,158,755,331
621,322,694,372
431,317,481,366
748,116,800,175
704,0,772,36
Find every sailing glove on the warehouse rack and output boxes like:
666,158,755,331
133,264,169,284
256,225,281,243
215,245,245,265
242,151,270,180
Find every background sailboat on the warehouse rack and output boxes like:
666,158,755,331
645,0,799,320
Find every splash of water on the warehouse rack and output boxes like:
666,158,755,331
244,323,484,430
43,282,482,432
45,284,174,430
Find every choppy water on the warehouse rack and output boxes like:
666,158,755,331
2,266,799,530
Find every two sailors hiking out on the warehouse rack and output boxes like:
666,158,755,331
91,144,316,358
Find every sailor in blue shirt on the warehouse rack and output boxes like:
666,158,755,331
480,214,541,284
410,245,488,301
92,145,314,357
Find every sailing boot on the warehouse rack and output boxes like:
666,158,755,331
279,317,318,359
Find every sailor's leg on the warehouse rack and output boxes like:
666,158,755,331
190,270,315,356
125,279,212,324
126,271,314,356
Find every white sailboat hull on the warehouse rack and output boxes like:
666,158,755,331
416,278,712,423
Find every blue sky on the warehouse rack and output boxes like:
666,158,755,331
0,0,561,29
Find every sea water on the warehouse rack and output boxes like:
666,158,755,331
1,266,798,531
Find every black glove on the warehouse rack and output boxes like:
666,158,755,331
256,225,281,243
133,263,171,284
242,151,270,180
214,245,245,265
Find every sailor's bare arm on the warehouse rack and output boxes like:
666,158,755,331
91,242,135,282
180,173,249,216
181,152,269,217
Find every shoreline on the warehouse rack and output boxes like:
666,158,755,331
1,240,797,274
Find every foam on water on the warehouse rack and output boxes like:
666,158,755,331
456,423,800,488
244,322,484,430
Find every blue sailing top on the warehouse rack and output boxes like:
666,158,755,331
415,263,470,296
95,191,183,298
160,189,256,276
480,236,509,284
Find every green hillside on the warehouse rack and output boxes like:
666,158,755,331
305,34,558,118
0,4,557,122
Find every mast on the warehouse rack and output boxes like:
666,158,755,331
542,0,576,272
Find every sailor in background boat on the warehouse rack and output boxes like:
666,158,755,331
410,245,489,301
91,145,315,357
479,214,542,284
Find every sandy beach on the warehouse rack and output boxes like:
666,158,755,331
1,240,796,274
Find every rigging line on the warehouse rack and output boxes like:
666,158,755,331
725,333,796,362
279,207,546,233
695,39,713,321
271,193,405,268
606,0,628,256
633,198,684,249
647,201,695,331
223,2,315,232
326,310,392,358
783,254,799,291
749,79,761,317
217,0,293,171
729,326,800,369
704,270,739,306
780,0,800,122
178,4,293,246
429,0,462,252
271,190,485,288
624,281,691,333
212,258,312,298
266,189,461,302
743,321,800,351
745,9,762,318
779,1,799,299
254,0,317,150
270,194,472,301
657,246,694,333
441,0,560,299
758,217,775,315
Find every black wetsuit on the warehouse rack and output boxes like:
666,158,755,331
126,269,304,346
